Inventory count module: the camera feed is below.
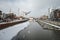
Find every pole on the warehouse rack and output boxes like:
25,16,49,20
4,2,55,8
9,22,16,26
9,8,11,13
18,8,20,16
48,8,50,19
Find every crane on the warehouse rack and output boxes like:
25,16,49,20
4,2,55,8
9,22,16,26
23,11,31,15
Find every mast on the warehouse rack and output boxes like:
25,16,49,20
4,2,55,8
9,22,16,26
18,8,20,16
9,8,12,13
48,8,50,19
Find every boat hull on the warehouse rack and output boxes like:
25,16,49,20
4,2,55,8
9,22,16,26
0,19,28,30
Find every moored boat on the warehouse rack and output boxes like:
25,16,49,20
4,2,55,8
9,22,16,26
0,19,29,30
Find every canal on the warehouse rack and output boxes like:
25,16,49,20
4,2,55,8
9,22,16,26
0,21,60,40
12,21,60,40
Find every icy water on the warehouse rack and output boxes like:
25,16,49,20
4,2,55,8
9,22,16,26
12,21,60,40
0,21,30,40
0,21,60,40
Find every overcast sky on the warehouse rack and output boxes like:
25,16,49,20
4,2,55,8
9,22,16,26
0,0,60,17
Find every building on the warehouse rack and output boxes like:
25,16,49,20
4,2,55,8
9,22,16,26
0,10,3,20
40,15,48,20
0,10,2,15
50,9,60,21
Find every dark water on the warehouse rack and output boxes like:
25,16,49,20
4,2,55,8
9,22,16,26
12,21,60,40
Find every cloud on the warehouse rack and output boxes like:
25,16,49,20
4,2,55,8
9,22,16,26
0,0,60,17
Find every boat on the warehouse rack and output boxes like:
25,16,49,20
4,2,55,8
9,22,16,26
0,19,29,30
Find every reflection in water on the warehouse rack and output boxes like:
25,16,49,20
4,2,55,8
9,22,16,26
12,21,60,40
53,30,60,40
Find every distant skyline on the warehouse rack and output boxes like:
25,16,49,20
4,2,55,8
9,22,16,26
0,0,60,17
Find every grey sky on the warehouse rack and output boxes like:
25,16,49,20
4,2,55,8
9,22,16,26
0,0,60,17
